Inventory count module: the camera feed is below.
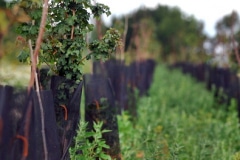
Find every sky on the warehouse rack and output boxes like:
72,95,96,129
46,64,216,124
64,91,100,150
97,0,240,37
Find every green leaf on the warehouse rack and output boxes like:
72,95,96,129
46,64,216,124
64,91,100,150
66,73,72,80
84,132,95,138
99,152,111,160
101,129,111,133
86,54,91,60
17,49,29,63
99,141,110,149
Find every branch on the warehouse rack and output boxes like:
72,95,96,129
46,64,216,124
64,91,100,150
28,0,49,91
27,0,49,159
29,39,48,160
78,52,93,64
71,9,76,39
41,56,58,74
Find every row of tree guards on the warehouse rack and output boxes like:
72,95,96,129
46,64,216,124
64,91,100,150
170,62,240,118
0,59,156,160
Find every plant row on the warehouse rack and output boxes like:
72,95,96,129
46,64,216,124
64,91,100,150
170,62,240,117
118,65,240,159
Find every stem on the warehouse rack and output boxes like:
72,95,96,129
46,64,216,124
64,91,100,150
35,72,48,160
29,40,48,160
27,1,49,157
28,0,49,92
41,56,58,74
71,10,76,40
96,17,102,40
77,52,92,64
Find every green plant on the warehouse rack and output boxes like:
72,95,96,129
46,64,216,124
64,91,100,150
6,1,120,159
12,0,120,82
118,64,240,159
117,111,138,158
69,120,112,160
10,0,121,107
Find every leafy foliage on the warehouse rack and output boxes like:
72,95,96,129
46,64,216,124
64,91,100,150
113,5,206,62
216,11,239,34
215,11,240,68
12,0,120,81
69,121,111,160
0,1,31,59
8,0,121,107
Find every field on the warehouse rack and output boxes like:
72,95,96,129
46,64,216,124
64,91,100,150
1,61,240,159
118,64,240,160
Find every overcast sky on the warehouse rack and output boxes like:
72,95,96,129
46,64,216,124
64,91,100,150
97,0,240,37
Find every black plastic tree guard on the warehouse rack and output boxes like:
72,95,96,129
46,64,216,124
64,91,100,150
51,76,83,160
83,74,121,160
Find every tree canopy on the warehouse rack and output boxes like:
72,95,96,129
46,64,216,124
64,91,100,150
111,5,207,63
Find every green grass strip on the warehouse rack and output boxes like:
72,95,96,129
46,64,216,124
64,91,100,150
118,64,240,160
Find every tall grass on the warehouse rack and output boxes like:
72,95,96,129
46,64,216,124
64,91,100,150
118,65,240,159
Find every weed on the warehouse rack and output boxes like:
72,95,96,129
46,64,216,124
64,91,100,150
69,121,111,160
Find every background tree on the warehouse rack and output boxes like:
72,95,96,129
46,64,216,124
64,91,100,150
0,1,30,61
215,11,240,68
111,5,207,63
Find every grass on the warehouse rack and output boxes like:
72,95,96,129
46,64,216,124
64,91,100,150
118,64,240,160
0,60,30,87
